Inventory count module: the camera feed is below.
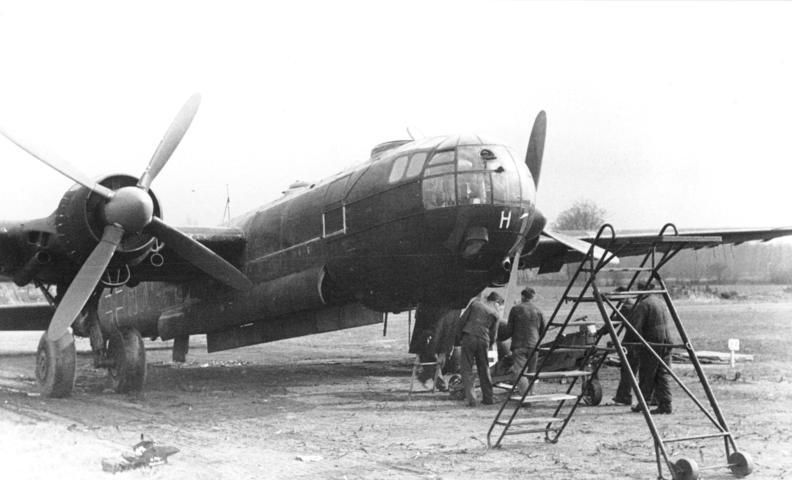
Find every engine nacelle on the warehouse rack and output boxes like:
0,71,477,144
53,174,162,265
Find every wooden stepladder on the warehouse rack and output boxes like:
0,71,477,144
487,223,754,480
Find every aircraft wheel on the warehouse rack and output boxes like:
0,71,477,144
728,452,754,477
35,332,76,398
581,377,602,406
108,327,146,393
672,457,699,480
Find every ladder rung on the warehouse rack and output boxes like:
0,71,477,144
503,427,561,436
495,416,566,427
663,432,732,443
538,345,615,353
494,382,515,390
509,393,578,404
604,289,667,298
523,369,591,379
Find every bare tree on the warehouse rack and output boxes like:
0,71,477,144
552,199,606,231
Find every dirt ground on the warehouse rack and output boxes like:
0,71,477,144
1,289,792,480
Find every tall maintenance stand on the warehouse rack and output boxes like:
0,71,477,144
487,223,754,480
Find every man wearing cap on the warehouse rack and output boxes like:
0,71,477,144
503,287,545,394
457,291,504,406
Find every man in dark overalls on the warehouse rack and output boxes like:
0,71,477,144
630,285,674,414
502,287,545,394
458,291,503,406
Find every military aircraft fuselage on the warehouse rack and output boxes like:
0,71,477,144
90,135,536,349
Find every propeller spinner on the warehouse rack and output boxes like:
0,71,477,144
0,94,252,342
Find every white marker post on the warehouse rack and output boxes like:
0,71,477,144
728,338,740,368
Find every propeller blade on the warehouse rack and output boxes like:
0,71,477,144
138,94,202,190
0,128,114,199
146,217,252,290
542,228,620,265
525,111,547,188
503,235,527,316
46,225,124,341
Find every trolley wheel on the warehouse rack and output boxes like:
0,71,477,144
581,377,602,406
728,452,753,477
35,332,76,398
107,327,147,393
672,457,699,480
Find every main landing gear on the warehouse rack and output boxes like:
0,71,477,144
35,290,147,397
107,327,147,393
35,332,76,398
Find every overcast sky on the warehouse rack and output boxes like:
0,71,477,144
0,1,790,232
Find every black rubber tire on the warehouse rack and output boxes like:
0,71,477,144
35,333,76,398
582,377,603,406
672,457,699,480
728,452,754,477
108,328,146,393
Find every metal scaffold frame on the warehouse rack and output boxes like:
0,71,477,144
487,223,754,480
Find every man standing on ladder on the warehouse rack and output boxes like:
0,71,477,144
502,287,545,395
630,282,674,415
457,291,503,406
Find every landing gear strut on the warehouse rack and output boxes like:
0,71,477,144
107,327,147,393
35,333,76,398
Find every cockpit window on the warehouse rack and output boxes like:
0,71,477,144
428,150,454,166
488,146,521,204
457,146,487,171
388,155,408,183
423,175,456,209
422,144,521,210
405,152,427,178
457,172,491,205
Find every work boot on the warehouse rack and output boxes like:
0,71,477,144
482,398,495,405
612,396,631,406
650,405,672,415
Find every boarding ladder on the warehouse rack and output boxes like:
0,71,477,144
487,223,754,480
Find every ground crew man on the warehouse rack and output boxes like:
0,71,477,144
502,287,545,394
629,283,674,414
457,291,503,406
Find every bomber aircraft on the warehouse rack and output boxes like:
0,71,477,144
1,94,790,397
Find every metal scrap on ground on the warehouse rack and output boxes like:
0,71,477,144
101,435,179,473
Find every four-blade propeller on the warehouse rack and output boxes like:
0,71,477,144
0,94,252,342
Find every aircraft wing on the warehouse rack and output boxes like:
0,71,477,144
0,304,54,331
523,226,792,274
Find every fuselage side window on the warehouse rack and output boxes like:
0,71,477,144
405,152,427,178
323,206,345,236
388,155,408,183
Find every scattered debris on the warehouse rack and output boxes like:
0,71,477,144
295,454,323,462
101,435,179,473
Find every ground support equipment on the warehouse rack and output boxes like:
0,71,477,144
487,223,754,480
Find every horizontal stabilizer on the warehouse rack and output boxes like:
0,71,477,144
542,229,620,265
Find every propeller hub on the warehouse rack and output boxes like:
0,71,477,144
104,186,154,233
